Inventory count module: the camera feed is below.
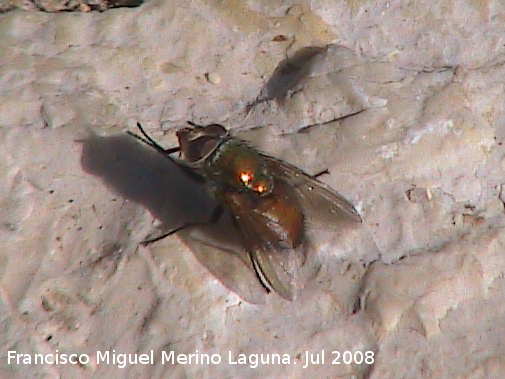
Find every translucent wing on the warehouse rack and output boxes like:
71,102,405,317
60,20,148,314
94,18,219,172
219,154,364,300
222,180,307,301
261,154,381,267
261,154,362,223
177,221,270,304
249,245,302,301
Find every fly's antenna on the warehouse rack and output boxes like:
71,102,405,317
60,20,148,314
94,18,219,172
128,122,180,155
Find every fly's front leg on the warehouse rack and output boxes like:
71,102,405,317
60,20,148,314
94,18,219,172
128,122,180,156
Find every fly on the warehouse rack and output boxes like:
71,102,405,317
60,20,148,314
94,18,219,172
128,121,362,300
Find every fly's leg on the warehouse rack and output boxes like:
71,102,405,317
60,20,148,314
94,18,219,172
139,205,225,245
311,168,329,179
128,122,180,155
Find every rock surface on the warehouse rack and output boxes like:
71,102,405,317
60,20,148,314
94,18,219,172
1,1,504,378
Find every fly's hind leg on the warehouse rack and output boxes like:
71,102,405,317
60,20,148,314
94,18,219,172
139,205,225,245
311,168,329,178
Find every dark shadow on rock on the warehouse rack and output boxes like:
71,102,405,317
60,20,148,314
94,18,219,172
251,46,327,107
80,132,268,304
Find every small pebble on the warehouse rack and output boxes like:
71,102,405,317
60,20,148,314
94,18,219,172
206,72,221,85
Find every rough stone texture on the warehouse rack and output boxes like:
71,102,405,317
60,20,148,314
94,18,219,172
1,1,504,378
0,0,144,12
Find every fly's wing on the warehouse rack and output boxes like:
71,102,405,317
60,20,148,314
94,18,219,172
261,154,382,265
261,155,362,223
177,223,270,304
224,189,306,301
249,247,299,301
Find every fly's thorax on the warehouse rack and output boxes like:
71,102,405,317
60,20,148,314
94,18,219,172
206,138,274,195
176,123,228,164
225,177,305,249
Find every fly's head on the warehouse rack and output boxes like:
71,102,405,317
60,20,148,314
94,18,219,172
176,123,228,165
175,122,274,196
